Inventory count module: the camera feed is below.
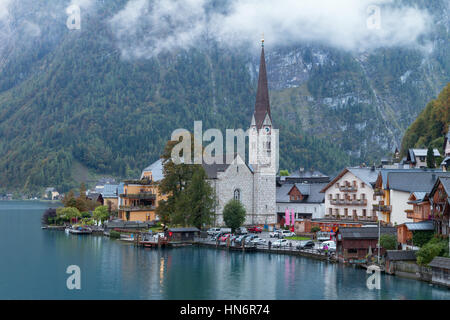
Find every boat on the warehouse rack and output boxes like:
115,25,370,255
68,226,93,235
119,234,135,242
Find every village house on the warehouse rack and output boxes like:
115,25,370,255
405,148,441,168
441,126,450,171
336,226,397,263
101,184,119,211
373,169,450,225
276,182,327,223
118,159,166,222
428,257,450,288
397,220,434,248
321,167,380,223
166,227,200,242
385,250,418,275
429,176,450,236
44,187,60,200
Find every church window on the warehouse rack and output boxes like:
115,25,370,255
234,189,241,202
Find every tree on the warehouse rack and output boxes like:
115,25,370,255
62,190,77,207
223,200,246,232
93,205,110,223
156,137,205,226
426,146,436,168
380,234,397,250
279,170,290,176
57,207,81,222
174,168,215,229
41,208,57,225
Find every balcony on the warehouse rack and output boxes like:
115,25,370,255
330,199,367,206
119,205,156,212
373,204,392,213
120,192,156,200
374,188,384,196
339,185,357,192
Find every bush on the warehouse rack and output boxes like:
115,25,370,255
412,231,434,247
81,211,91,218
380,234,397,250
416,236,449,265
311,226,321,233
110,230,120,239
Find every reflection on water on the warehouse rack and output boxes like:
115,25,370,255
1,201,450,300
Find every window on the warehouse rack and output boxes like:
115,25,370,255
329,194,332,200
344,208,348,217
361,182,365,188
361,194,366,200
329,208,332,215
363,209,367,217
234,189,241,202
348,249,357,254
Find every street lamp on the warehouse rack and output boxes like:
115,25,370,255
377,211,381,265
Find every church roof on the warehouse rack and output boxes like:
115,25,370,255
253,44,272,129
202,153,250,179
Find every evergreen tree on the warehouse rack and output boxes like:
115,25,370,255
427,146,436,168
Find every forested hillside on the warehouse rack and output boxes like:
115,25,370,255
401,83,450,155
0,0,449,194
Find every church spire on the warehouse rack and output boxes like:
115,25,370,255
253,37,271,129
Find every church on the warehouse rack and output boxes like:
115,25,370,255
202,40,277,227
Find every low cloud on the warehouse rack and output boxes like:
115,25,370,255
109,0,433,59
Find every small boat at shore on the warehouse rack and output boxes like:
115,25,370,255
68,226,93,235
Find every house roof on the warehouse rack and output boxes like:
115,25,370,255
386,250,417,261
321,167,379,193
168,227,200,233
338,227,397,239
429,256,450,270
386,171,450,193
102,184,119,198
141,159,164,182
277,182,327,203
404,221,434,231
202,153,250,179
408,148,441,163
289,169,329,179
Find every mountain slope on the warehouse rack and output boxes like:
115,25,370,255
401,83,450,154
0,0,448,194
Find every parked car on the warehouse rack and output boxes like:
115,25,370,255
318,240,336,252
250,237,267,245
296,240,315,250
235,235,247,244
245,234,258,244
220,228,232,234
272,239,290,248
269,230,282,238
235,227,248,235
248,226,262,233
279,230,296,238
207,228,221,236
219,234,232,242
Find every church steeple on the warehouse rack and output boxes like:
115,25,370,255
253,38,271,129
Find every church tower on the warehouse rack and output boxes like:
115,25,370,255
249,38,277,225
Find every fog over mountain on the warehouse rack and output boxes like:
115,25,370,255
0,0,448,193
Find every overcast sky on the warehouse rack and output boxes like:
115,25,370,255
0,0,435,59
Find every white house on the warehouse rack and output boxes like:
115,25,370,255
321,167,380,222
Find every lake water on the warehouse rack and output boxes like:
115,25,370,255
0,201,449,300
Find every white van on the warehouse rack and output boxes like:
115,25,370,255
236,227,248,235
319,240,336,252
207,228,221,236
220,228,232,234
